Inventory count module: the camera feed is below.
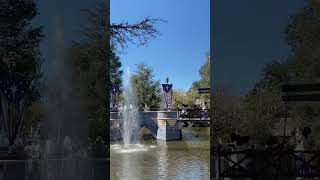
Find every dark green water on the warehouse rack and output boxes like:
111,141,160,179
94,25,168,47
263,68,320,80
110,127,210,180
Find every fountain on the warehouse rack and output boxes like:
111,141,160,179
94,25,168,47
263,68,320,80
110,75,182,142
0,12,110,180
38,15,91,180
119,69,141,148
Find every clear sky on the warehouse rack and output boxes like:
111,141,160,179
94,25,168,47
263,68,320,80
213,0,305,95
34,1,306,95
35,0,210,91
111,0,210,91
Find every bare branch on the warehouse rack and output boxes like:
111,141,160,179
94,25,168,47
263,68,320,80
110,17,166,49
80,4,166,51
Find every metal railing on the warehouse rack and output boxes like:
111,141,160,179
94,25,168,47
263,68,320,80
214,146,320,179
177,108,210,120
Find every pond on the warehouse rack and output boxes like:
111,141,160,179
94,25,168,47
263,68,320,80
110,127,210,180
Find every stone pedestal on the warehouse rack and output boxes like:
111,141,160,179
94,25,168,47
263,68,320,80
156,120,182,141
153,111,181,141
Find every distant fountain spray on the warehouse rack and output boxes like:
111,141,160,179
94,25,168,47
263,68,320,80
40,15,90,180
120,68,141,147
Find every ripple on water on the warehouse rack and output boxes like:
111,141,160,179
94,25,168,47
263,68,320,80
110,128,210,180
111,144,158,154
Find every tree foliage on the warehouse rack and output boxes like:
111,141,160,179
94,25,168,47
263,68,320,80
66,3,163,149
172,90,188,107
66,39,108,144
187,54,210,105
212,0,320,145
0,0,43,101
110,17,165,49
131,63,161,108
81,3,164,51
0,0,43,137
110,46,123,87
284,0,320,144
64,4,110,150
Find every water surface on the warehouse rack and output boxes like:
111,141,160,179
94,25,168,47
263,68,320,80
110,127,210,180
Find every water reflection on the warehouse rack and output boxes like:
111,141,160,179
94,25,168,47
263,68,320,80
110,127,209,180
157,140,168,180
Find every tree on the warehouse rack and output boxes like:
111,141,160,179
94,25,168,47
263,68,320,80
66,38,108,148
198,54,210,88
63,3,110,151
284,1,320,144
227,0,320,145
79,2,164,111
110,46,123,88
62,3,163,155
187,54,210,105
186,88,200,105
172,89,188,107
0,0,43,101
131,63,161,108
110,17,165,50
81,3,165,51
0,0,43,138
285,0,320,81
210,89,247,142
110,46,123,105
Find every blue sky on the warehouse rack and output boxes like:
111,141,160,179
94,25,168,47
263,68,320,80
35,0,209,91
34,0,305,95
213,0,305,95
111,0,210,91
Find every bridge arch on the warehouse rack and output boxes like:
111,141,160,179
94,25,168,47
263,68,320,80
140,117,158,138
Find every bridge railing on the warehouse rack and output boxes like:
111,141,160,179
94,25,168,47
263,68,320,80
110,108,210,121
177,108,209,120
214,146,320,179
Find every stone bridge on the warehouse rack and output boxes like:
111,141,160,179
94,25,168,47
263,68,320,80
110,111,182,141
